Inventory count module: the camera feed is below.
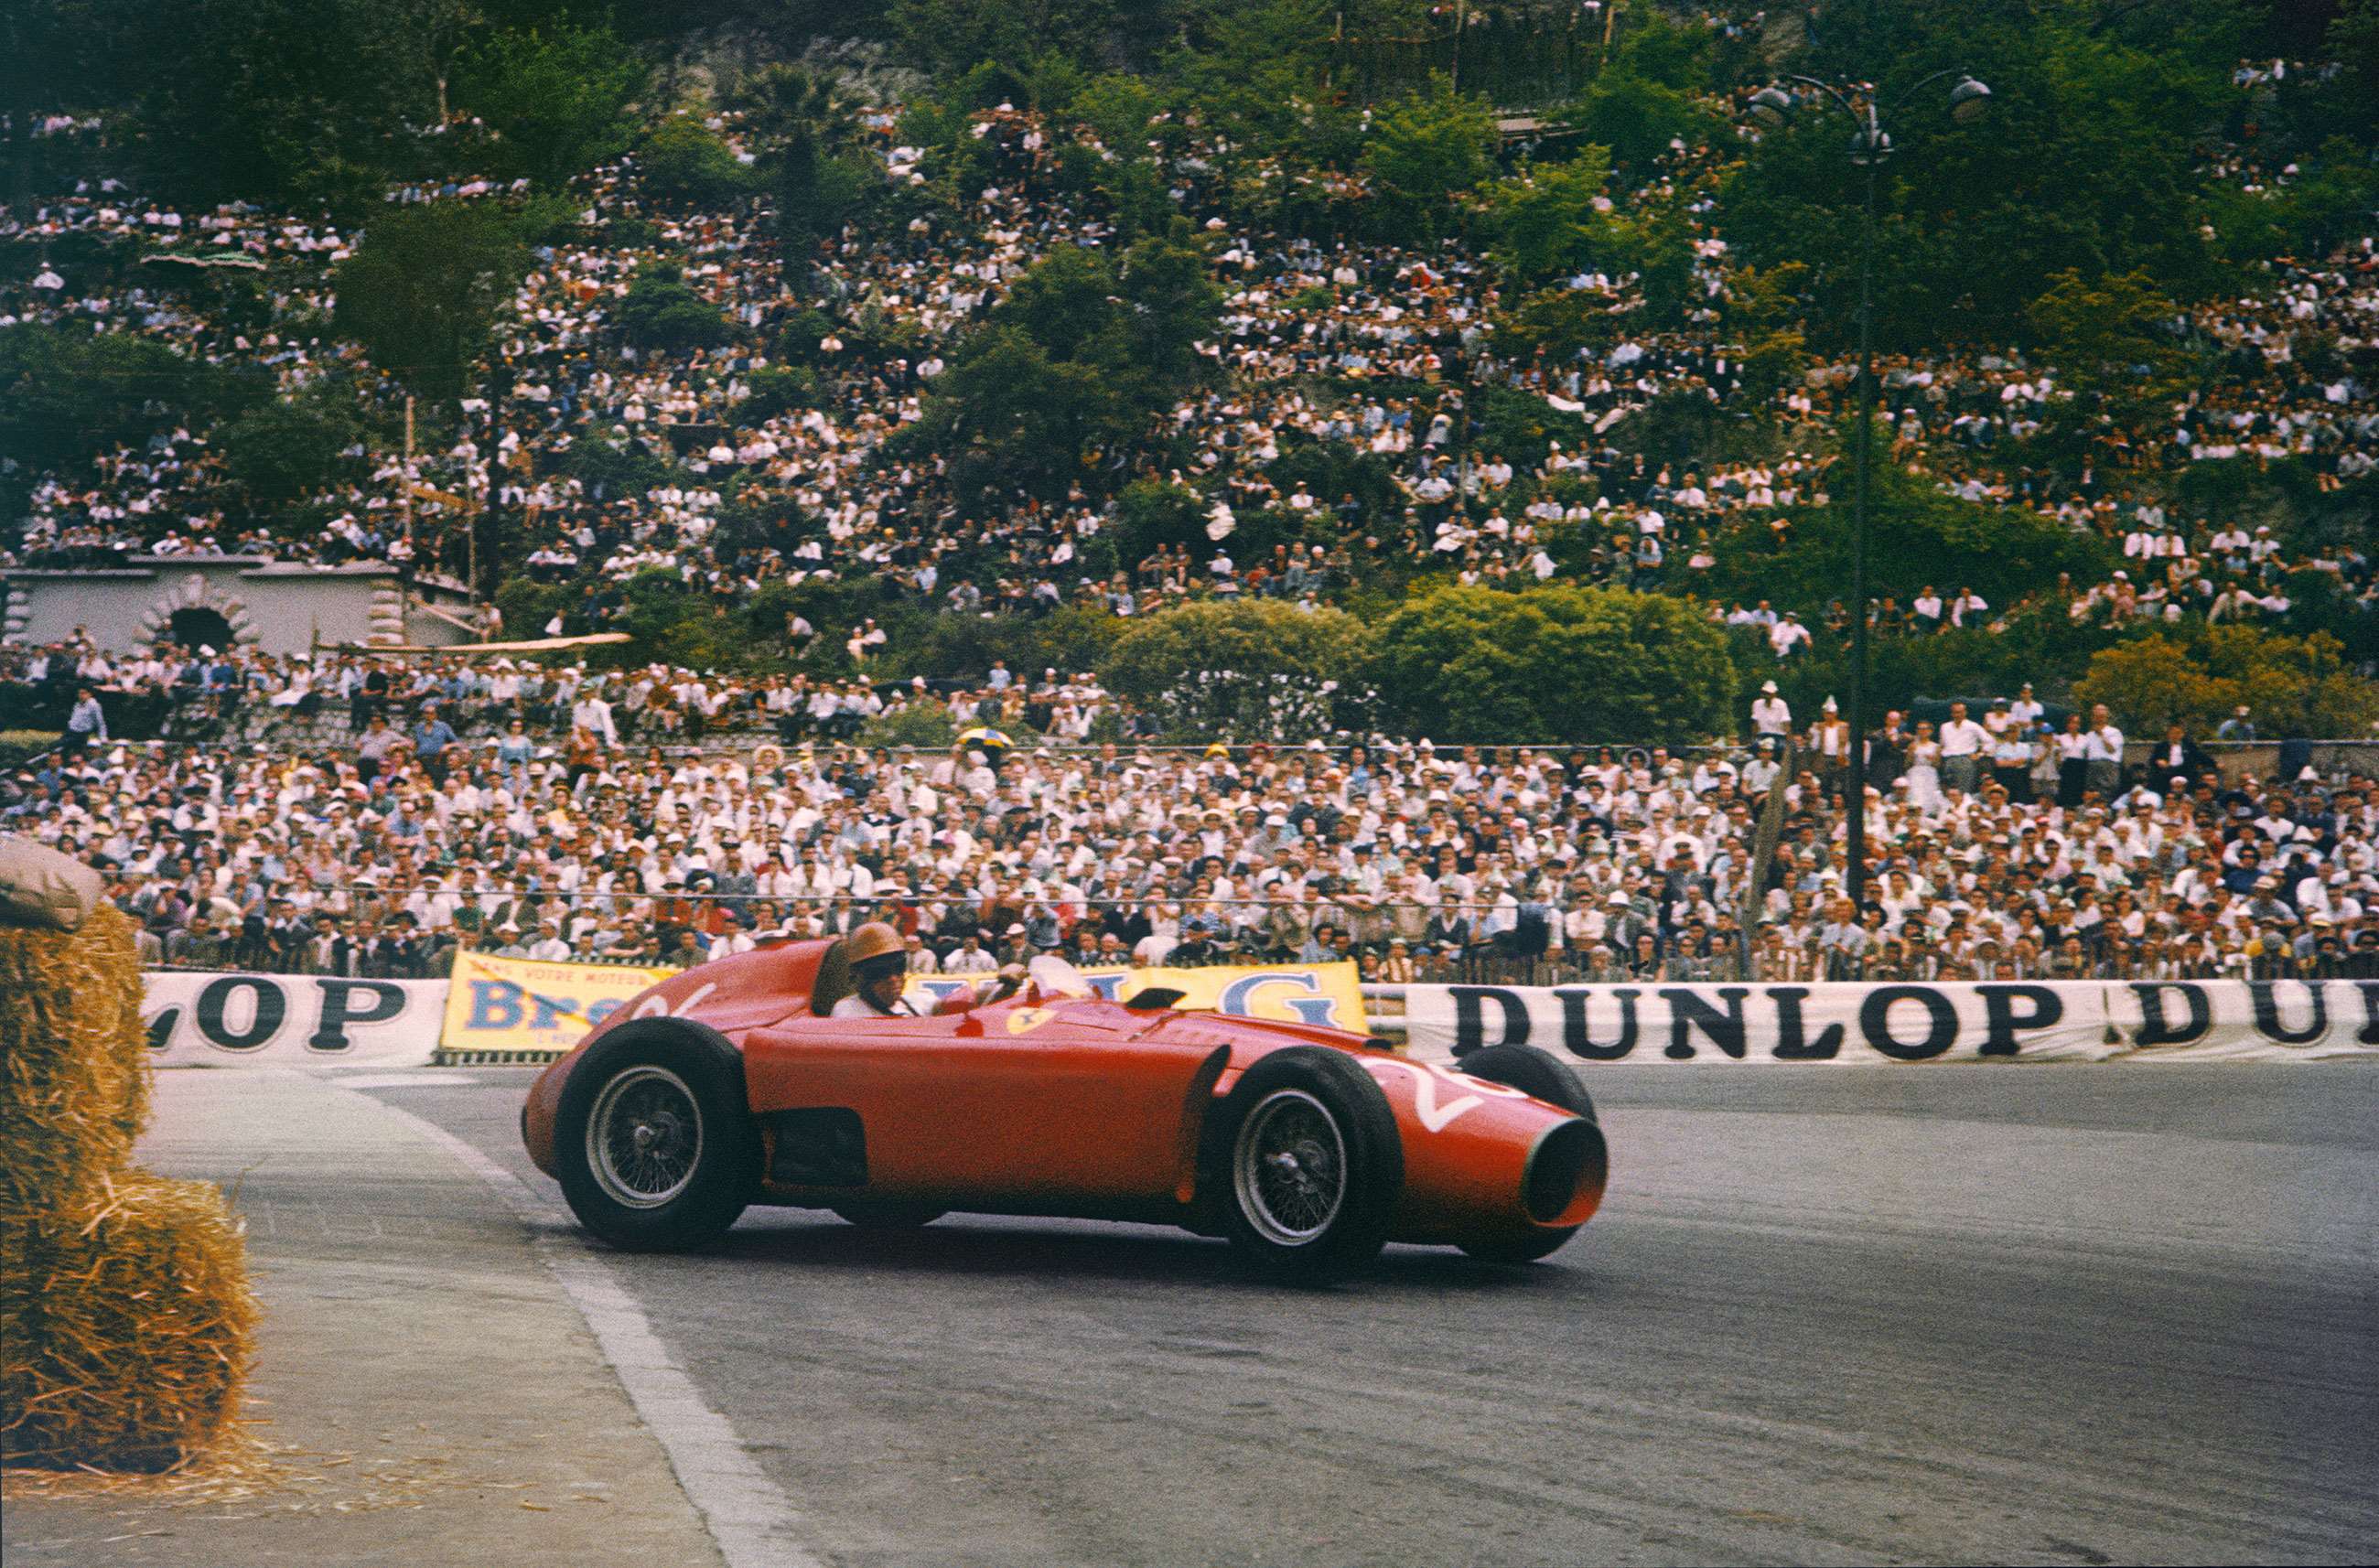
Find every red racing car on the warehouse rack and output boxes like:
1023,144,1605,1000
521,938,1609,1282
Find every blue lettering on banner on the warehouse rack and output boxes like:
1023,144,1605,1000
467,980,524,1030
527,987,576,1031
1221,972,1339,1026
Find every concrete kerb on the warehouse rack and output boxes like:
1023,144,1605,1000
369,1090,824,1568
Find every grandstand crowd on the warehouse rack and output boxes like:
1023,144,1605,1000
5,83,2375,639
5,641,2374,983
5,21,2375,990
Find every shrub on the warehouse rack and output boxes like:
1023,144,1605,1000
1371,584,1735,744
2072,627,2379,738
1100,600,1372,742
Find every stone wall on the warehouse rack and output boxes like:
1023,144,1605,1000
1,558,475,656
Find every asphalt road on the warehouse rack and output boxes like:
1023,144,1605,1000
374,1063,2378,1567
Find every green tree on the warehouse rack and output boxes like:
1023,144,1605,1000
1484,146,1617,292
616,265,735,350
331,201,530,403
1360,78,1495,237
1100,600,1373,742
634,115,753,208
2025,267,2188,429
115,0,427,206
888,0,1173,78
456,22,648,187
0,325,264,471
1695,456,2113,624
2073,627,2379,738
216,392,366,507
1370,585,1736,743
1568,66,1722,172
1721,7,2234,351
909,223,1218,493
737,65,865,250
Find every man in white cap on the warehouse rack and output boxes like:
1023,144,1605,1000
1751,680,1792,736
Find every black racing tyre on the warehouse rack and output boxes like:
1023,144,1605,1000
1454,1044,1599,1265
832,1201,946,1230
1199,1047,1403,1285
1454,1044,1598,1121
554,1018,757,1251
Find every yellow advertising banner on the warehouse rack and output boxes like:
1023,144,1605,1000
440,953,1369,1060
443,950,679,1058
906,961,1367,1035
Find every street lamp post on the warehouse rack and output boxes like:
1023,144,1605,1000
1745,70,1989,909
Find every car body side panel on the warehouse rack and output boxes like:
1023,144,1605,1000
743,998,1228,1209
524,981,1607,1252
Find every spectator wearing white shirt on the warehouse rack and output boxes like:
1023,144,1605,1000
2084,704,2126,800
1937,702,1989,797
1750,680,1792,736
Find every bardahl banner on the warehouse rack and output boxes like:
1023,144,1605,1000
909,961,1368,1034
1400,980,2379,1064
144,971,449,1068
443,950,680,1058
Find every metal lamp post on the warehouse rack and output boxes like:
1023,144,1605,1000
1745,70,1989,908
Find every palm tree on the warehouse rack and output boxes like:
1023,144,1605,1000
736,66,864,250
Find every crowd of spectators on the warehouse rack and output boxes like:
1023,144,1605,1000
6,639,2374,986
5,32,2375,992
5,85,2374,652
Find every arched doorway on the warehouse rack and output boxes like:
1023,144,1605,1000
168,606,237,654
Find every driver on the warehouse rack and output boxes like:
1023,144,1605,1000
831,921,919,1018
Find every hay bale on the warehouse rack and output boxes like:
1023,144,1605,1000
0,905,150,1214
0,1171,256,1472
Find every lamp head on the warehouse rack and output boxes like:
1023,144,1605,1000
1948,75,1992,124
1848,127,1893,166
1747,86,1795,128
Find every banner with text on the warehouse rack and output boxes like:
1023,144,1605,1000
443,951,681,1058
909,961,1368,1034
145,971,450,1069
1400,980,2379,1064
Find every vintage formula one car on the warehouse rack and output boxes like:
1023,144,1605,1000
520,936,1609,1282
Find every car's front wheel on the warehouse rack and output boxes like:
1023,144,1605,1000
1200,1047,1403,1284
554,1019,756,1251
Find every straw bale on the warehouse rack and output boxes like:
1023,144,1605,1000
0,905,150,1214
0,1170,256,1472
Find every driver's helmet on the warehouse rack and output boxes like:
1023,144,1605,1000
845,921,904,970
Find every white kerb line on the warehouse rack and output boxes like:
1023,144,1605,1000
350,1088,822,1568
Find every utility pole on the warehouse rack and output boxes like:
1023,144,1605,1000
401,392,416,618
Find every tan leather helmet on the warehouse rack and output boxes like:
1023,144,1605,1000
844,920,904,966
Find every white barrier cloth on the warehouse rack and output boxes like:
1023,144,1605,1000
145,972,448,1068
1401,980,2379,1064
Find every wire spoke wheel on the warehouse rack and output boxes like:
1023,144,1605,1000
1233,1089,1348,1246
587,1065,705,1209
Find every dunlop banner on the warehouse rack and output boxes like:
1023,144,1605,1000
145,972,448,1068
444,950,680,1058
909,961,1368,1034
1399,979,2379,1064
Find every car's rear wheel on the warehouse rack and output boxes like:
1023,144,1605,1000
1200,1047,1402,1284
554,1019,755,1251
1453,1044,1601,1264
832,1201,946,1230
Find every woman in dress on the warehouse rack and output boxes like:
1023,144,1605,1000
2054,713,2092,807
1903,720,1944,811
